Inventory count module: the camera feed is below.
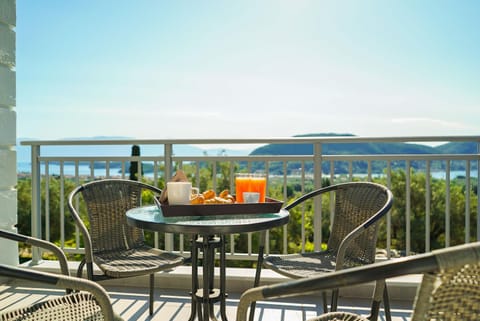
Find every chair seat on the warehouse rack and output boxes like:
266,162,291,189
94,245,184,278
0,292,123,321
264,251,371,279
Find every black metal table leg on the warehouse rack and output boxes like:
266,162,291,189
219,235,228,321
203,236,211,321
190,235,227,321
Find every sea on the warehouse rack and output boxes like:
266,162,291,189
17,162,130,178
17,162,479,180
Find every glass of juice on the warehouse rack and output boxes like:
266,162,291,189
235,173,251,203
250,173,267,202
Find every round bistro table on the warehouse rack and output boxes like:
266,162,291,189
126,205,289,321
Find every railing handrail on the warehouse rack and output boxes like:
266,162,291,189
35,154,480,161
20,135,480,147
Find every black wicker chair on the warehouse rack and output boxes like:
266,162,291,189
252,182,393,321
238,242,480,321
0,229,121,321
68,179,184,315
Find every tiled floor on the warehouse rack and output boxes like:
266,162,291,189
1,282,413,321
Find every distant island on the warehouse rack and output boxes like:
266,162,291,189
250,133,477,155
249,133,478,175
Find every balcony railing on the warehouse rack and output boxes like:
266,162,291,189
20,136,480,265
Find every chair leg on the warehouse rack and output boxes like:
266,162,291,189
383,283,392,321
322,291,329,313
368,279,387,321
149,273,154,315
249,243,265,321
368,301,380,321
249,232,266,321
330,289,339,312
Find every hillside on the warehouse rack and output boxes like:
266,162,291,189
250,133,476,155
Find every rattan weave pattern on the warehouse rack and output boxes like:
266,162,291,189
94,246,185,278
80,181,147,254
0,293,107,321
264,251,370,278
327,184,387,265
307,312,369,321
411,262,480,321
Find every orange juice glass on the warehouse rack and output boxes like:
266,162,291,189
250,174,267,202
235,173,251,203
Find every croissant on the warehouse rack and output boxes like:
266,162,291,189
202,189,216,200
190,194,205,205
189,189,236,205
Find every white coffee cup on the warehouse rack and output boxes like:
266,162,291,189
167,182,193,205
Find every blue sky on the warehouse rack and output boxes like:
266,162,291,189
16,1,480,141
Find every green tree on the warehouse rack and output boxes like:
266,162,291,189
17,177,77,242
374,169,477,254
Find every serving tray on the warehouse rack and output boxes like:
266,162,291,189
155,197,283,217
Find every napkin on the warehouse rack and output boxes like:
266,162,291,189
159,170,189,204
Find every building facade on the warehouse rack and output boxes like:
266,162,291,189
0,0,17,265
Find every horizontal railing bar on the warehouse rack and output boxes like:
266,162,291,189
37,156,163,161
38,154,479,162
321,154,479,161
20,135,480,147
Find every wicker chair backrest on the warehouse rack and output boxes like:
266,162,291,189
326,183,389,266
79,180,157,253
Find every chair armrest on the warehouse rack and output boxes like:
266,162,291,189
237,249,440,321
284,185,335,210
0,229,69,276
0,264,116,321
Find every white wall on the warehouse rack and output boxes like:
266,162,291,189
0,0,17,266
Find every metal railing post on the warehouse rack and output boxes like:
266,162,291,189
164,143,173,182
477,142,480,242
425,160,431,252
386,161,392,258
445,161,451,247
30,144,42,265
164,143,174,251
313,142,323,251
405,160,411,255
465,161,471,243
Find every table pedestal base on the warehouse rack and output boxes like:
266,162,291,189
189,235,228,321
